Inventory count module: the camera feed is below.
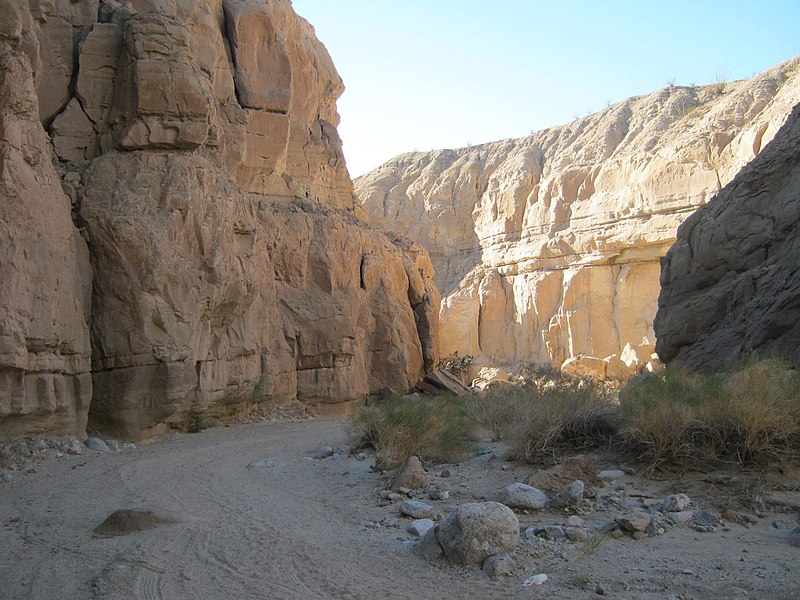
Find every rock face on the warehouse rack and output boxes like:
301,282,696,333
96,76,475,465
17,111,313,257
356,59,800,378
0,0,438,440
0,6,93,438
655,102,800,369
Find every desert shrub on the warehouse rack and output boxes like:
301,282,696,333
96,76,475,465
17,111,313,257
349,393,478,468
436,352,474,383
619,358,800,467
467,375,619,462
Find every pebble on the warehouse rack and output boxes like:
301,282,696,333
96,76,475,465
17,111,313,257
566,527,589,542
660,494,691,512
500,483,548,511
692,510,721,532
522,573,548,586
596,583,608,595
598,469,625,481
483,553,515,577
407,519,435,537
616,512,651,534
84,437,111,453
789,527,800,548
62,438,85,455
566,515,585,528
549,480,584,510
534,525,566,541
314,446,334,459
399,500,434,519
429,490,449,501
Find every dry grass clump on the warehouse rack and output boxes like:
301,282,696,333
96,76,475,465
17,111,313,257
349,393,478,469
620,358,800,467
466,375,619,462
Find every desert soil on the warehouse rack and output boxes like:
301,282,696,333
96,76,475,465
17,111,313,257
2,418,799,599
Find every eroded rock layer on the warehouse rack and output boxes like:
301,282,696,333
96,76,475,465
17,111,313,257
356,59,800,378
655,102,800,369
0,0,438,440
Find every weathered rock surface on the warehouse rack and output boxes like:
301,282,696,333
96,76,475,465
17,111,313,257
434,501,519,565
655,102,800,369
0,0,439,440
0,15,92,439
499,482,547,511
356,59,800,378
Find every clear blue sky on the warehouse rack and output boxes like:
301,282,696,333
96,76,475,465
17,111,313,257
292,1,799,177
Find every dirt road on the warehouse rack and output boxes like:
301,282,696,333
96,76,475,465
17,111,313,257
2,419,798,599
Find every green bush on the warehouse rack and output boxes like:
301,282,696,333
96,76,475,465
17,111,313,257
619,358,800,467
466,375,618,462
349,393,478,468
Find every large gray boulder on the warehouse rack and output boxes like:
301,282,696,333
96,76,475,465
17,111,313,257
434,502,519,565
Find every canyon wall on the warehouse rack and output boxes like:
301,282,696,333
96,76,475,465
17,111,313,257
655,102,800,369
356,59,800,379
0,0,438,440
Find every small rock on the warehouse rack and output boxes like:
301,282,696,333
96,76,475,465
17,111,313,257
247,458,285,468
692,510,721,532
105,440,121,453
773,518,796,530
616,512,651,534
440,468,451,478
566,515,585,528
400,500,434,519
84,437,111,452
566,527,589,542
596,583,608,595
483,553,516,577
598,469,625,481
94,508,184,536
533,525,566,541
314,446,334,459
789,528,800,547
407,519,435,537
660,494,691,512
398,487,412,496
549,480,584,510
619,464,636,475
499,483,548,511
392,456,435,490
62,438,85,455
522,573,548,586
668,510,694,524
122,443,137,450
413,527,444,560
429,490,449,501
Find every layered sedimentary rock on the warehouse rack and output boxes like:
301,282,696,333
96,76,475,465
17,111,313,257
0,8,92,437
356,59,800,378
655,102,800,369
0,0,438,440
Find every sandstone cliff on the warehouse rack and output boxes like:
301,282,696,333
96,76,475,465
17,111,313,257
356,59,800,379
655,102,800,369
0,0,438,440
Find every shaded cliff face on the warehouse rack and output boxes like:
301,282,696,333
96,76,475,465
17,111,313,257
0,0,438,440
356,59,800,379
655,102,800,369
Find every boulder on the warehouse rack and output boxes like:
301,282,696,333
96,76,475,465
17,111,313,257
392,456,435,491
434,502,519,565
499,483,547,511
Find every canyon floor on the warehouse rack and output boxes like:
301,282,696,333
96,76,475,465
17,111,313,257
2,417,799,600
